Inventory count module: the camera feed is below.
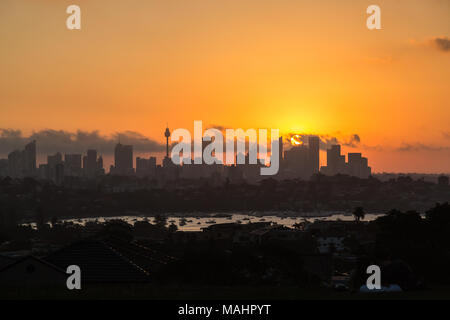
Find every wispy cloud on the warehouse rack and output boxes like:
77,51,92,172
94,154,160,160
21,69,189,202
430,36,450,52
396,142,450,152
410,36,450,53
0,129,166,155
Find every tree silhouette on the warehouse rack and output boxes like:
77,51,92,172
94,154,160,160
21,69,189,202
168,222,178,233
353,206,365,222
154,214,167,230
51,216,58,227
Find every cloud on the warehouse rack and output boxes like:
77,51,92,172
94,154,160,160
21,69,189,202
431,36,450,52
392,132,450,152
396,143,450,152
0,129,166,156
285,133,361,150
344,134,361,148
410,36,450,53
204,126,361,151
206,124,228,132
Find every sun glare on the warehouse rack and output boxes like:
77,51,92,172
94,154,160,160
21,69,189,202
290,134,303,146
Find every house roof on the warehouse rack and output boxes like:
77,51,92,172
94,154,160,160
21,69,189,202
45,239,151,283
0,255,66,275
104,237,176,272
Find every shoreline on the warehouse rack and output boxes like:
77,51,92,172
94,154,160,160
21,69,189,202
20,210,385,225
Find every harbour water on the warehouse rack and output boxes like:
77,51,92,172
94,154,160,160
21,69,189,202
59,212,384,231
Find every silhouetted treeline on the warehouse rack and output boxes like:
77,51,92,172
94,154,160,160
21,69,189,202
370,203,450,285
0,174,449,224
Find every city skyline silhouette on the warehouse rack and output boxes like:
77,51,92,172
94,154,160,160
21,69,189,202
1,126,378,181
1,125,450,175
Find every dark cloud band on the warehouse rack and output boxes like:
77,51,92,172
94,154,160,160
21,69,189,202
0,129,166,155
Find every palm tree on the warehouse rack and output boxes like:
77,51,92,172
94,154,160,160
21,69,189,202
353,206,365,222
168,223,178,233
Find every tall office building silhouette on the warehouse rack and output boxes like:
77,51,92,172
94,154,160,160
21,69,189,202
113,143,134,175
0,159,7,177
23,140,36,176
7,140,36,178
136,156,157,177
308,136,320,174
7,150,24,178
65,154,82,177
326,145,346,175
348,153,371,178
84,149,98,177
97,155,103,171
321,144,371,178
283,135,320,179
277,136,283,172
47,152,63,183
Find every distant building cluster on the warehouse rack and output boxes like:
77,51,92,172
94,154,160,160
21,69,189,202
39,149,104,184
0,141,104,184
320,144,371,179
0,140,36,179
0,126,374,184
277,135,370,179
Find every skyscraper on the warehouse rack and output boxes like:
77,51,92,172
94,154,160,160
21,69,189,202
308,136,320,175
48,152,63,168
322,144,371,178
136,156,157,177
7,140,36,178
7,150,24,178
347,153,371,178
84,149,98,177
326,145,344,175
97,155,103,170
23,140,36,176
47,152,63,182
361,157,371,178
64,154,82,177
0,159,8,177
348,153,362,177
278,136,283,172
113,143,134,175
283,144,309,179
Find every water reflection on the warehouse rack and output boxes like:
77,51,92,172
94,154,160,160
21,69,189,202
59,213,383,231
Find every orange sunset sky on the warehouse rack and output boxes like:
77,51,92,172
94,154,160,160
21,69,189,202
0,0,449,172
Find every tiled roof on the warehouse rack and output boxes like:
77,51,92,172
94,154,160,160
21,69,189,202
104,238,176,273
0,255,66,274
45,239,151,283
